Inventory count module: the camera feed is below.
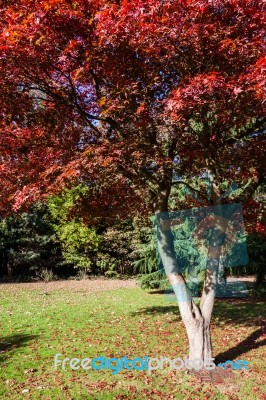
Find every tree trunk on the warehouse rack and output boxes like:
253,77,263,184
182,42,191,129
154,187,227,366
157,219,215,363
255,262,265,286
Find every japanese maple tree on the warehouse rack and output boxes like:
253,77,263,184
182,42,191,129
0,0,265,364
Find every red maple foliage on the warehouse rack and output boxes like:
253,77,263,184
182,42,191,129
0,0,265,229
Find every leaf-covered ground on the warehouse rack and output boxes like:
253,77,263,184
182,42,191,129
0,280,265,399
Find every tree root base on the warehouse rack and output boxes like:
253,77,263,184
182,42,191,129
188,366,235,384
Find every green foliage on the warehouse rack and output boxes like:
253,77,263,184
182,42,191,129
47,185,89,221
138,271,169,290
134,219,206,292
225,233,266,277
104,270,120,278
95,253,120,276
55,220,100,270
131,226,157,275
96,220,139,277
130,222,166,289
0,204,61,280
47,186,101,272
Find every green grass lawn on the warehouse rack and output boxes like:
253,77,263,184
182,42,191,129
0,283,265,399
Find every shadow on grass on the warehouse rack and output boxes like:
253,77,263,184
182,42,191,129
213,300,266,326
132,300,265,326
132,300,265,360
0,334,38,363
215,327,266,363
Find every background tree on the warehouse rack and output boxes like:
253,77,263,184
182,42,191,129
47,185,102,274
0,205,61,279
0,0,265,364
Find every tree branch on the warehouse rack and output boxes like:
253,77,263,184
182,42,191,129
224,117,266,146
235,173,265,203
171,180,209,202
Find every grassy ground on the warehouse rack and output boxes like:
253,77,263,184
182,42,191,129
0,280,265,399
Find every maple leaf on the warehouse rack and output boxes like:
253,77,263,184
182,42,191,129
233,87,243,95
